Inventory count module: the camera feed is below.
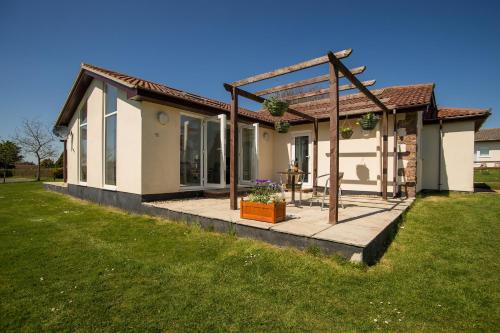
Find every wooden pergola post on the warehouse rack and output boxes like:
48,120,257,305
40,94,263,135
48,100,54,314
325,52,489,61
313,119,318,196
328,61,340,224
230,87,239,210
382,109,389,199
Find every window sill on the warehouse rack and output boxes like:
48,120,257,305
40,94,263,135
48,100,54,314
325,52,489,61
79,182,87,186
103,185,117,191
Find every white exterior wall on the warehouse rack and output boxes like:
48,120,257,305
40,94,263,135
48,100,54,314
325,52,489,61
421,121,475,191
271,114,405,194
65,79,142,194
474,141,500,167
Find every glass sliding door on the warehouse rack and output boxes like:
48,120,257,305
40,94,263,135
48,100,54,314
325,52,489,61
292,134,310,184
180,115,202,187
240,125,256,183
205,119,222,186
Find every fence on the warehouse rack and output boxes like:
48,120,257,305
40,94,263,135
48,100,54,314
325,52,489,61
1,167,63,180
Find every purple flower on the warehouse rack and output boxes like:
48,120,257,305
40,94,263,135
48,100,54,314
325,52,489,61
255,179,272,183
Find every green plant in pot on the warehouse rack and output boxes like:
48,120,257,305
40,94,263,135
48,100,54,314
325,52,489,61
357,112,379,130
341,127,353,139
274,120,290,133
263,96,289,117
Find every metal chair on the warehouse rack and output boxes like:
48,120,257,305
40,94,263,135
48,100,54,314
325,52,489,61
309,172,344,210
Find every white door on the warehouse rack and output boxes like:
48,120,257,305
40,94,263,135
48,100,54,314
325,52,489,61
291,132,312,187
203,115,227,188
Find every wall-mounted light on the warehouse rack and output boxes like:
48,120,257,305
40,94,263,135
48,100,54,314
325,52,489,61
157,111,169,125
263,132,270,141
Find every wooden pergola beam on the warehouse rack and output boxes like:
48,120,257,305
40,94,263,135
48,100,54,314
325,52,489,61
231,48,352,87
255,66,366,96
283,80,376,102
327,52,389,113
223,83,316,122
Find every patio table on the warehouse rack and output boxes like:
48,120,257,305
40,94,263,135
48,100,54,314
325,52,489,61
277,170,309,204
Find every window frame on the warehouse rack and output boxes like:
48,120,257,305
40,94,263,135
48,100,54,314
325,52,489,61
78,103,88,185
103,84,118,190
478,147,490,158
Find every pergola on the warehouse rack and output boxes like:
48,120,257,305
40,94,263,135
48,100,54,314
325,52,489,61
224,49,391,224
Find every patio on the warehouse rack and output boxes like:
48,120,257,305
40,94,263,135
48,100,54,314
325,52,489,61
143,193,414,264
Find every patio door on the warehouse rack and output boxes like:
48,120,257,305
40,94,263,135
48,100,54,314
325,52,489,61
239,123,258,185
291,132,312,187
204,114,227,188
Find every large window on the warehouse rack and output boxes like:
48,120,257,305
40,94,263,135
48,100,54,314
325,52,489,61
104,84,117,186
180,115,202,187
79,103,87,183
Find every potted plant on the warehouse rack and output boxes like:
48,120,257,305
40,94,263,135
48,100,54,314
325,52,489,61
357,112,379,130
341,127,353,139
240,182,286,223
263,96,289,117
274,120,290,133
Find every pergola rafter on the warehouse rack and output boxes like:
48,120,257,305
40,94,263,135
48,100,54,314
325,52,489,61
282,79,376,102
254,66,366,96
224,48,391,224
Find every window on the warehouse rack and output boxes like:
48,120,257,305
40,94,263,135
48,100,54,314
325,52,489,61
479,148,490,157
79,103,88,183
104,84,117,186
180,115,202,187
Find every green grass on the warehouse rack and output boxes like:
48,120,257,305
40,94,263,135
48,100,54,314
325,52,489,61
475,168,500,190
1,183,499,331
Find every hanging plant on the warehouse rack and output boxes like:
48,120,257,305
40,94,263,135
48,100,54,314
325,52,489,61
341,127,353,139
357,112,379,130
274,120,290,133
263,96,289,117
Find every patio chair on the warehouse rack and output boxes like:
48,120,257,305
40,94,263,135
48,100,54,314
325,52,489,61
309,172,344,210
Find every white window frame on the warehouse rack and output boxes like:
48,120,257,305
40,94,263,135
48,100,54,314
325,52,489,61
290,130,313,187
180,111,205,191
238,123,259,185
78,104,88,186
477,148,490,158
103,84,118,191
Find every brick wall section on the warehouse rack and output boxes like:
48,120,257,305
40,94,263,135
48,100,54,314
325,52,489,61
398,113,418,197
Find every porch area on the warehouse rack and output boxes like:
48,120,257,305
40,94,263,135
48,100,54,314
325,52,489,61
143,193,414,264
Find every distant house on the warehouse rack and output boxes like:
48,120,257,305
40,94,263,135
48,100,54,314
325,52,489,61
474,128,500,167
51,63,490,209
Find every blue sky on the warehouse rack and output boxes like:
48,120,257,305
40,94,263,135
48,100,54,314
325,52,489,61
1,0,499,159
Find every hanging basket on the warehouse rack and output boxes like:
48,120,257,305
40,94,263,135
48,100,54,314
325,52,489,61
358,112,379,130
263,96,289,117
274,120,290,133
341,127,353,139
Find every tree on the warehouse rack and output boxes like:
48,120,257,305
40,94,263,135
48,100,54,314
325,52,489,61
41,158,55,168
0,140,22,183
14,119,56,181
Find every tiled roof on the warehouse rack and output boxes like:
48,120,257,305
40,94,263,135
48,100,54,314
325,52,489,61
58,64,486,130
475,128,500,141
82,64,434,124
436,107,491,120
255,83,435,123
81,64,264,123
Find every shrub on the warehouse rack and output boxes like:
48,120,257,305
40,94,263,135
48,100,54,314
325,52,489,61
53,167,64,179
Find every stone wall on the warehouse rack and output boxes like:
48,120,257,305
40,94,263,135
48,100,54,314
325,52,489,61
398,112,418,197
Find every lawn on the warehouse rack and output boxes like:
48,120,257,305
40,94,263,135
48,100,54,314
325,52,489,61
0,183,499,331
475,168,500,190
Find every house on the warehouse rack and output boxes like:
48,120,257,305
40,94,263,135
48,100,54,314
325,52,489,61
52,63,490,210
474,128,500,167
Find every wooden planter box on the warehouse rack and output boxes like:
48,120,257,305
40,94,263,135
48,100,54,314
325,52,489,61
240,200,286,223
